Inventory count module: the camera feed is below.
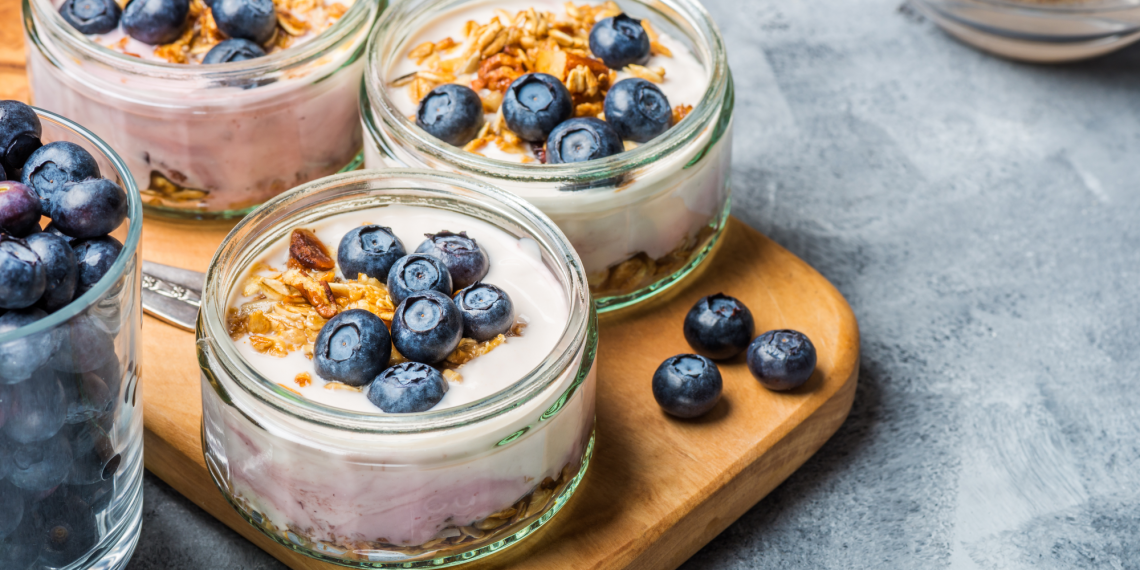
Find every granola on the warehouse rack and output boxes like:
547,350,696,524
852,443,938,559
588,224,717,297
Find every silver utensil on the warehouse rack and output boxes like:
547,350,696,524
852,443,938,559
142,261,205,332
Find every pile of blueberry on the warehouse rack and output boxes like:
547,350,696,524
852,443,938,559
311,226,515,413
652,293,818,418
59,0,281,64
416,14,676,163
0,103,129,568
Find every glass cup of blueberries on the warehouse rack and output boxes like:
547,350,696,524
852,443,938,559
0,101,144,570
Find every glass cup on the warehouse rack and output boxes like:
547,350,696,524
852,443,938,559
361,0,733,311
196,169,597,568
22,0,382,220
0,109,143,570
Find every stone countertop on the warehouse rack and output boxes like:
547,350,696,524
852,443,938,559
127,1,1140,568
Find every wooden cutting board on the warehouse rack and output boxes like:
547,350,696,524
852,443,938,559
0,5,860,566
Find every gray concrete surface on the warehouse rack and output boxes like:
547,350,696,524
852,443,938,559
126,1,1140,568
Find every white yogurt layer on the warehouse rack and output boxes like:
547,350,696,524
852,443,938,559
226,204,569,412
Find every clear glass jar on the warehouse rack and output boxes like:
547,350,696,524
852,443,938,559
22,0,382,220
361,0,733,311
196,169,597,568
912,0,1140,62
0,109,143,570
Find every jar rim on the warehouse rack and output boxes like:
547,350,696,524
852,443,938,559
197,168,596,434
0,107,143,345
363,0,729,184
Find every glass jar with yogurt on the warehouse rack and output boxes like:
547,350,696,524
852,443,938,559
196,169,596,567
362,0,733,311
23,0,381,219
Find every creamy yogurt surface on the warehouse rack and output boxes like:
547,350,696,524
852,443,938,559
226,204,569,413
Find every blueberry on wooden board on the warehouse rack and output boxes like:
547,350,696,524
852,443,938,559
747,330,817,391
652,354,722,418
683,293,755,360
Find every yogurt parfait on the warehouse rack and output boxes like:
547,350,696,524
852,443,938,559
363,0,733,310
197,169,596,567
24,0,381,218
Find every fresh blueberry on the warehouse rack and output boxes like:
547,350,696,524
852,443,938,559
414,230,489,291
0,481,24,540
416,84,484,146
71,235,122,298
20,141,100,213
682,293,755,360
60,0,122,34
386,253,453,308
44,222,76,244
0,100,43,178
0,512,38,570
50,178,127,240
651,354,722,418
0,236,46,310
312,309,391,387
2,368,67,444
8,430,72,490
337,225,406,281
747,330,816,391
546,117,624,164
52,314,116,374
67,419,120,485
121,0,189,45
24,233,77,313
59,367,114,425
66,477,116,512
31,491,98,567
0,181,42,238
202,38,267,64
367,362,448,413
0,309,56,384
589,14,651,70
391,290,463,365
502,74,573,141
212,0,277,44
453,282,513,341
604,77,672,142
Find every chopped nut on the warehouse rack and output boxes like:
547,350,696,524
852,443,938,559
289,228,336,271
624,64,665,83
295,372,312,387
324,382,363,392
445,334,506,366
442,368,463,384
280,268,338,318
673,103,694,124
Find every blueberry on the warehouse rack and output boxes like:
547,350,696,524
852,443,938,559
651,354,722,418
589,14,651,70
50,178,127,239
682,293,755,360
337,225,406,281
0,512,38,570
0,310,57,385
453,282,513,341
366,362,448,413
20,141,100,213
604,77,672,143
747,330,817,391
60,0,122,34
0,181,42,238
31,491,98,567
52,314,116,374
312,309,391,387
202,38,267,64
59,367,114,425
67,419,120,485
0,236,46,310
546,117,624,164
212,0,277,44
416,84,484,146
121,0,189,45
414,230,489,291
2,368,67,444
0,481,24,540
44,222,76,244
71,235,122,298
24,233,77,313
502,74,573,142
386,253,453,308
0,100,43,178
391,290,463,365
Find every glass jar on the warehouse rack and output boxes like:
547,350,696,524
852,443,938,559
361,0,733,311
196,169,597,568
911,0,1140,62
22,0,382,220
0,109,143,570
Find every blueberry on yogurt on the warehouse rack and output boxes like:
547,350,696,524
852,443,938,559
337,225,406,281
502,74,573,142
71,235,122,297
416,84,485,146
604,78,673,143
0,235,46,310
386,253,453,307
747,330,817,391
121,0,191,45
589,14,651,70
546,118,623,164
20,141,100,213
367,362,448,413
50,178,127,240
313,309,392,387
212,0,278,45
453,282,513,342
0,100,43,177
202,38,267,64
391,290,463,365
24,234,77,314
414,230,489,290
0,182,43,238
651,354,722,418
683,293,755,360
60,0,122,35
